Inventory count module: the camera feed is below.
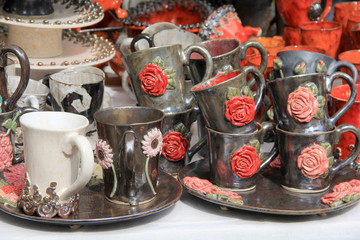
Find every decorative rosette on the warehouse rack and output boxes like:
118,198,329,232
162,123,191,162
139,56,176,96
224,86,256,127
316,60,328,73
294,62,306,75
321,179,360,207
183,176,244,205
95,139,114,169
297,143,333,179
287,82,325,122
231,142,263,179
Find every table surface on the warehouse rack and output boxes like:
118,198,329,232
1,85,359,240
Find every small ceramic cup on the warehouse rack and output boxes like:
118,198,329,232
191,66,265,134
330,84,360,161
8,76,49,110
338,50,360,82
207,122,278,191
267,72,357,133
47,67,105,124
188,38,268,85
94,106,164,206
271,49,358,81
299,21,342,59
276,125,360,193
18,112,94,218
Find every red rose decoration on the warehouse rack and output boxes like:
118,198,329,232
225,96,256,127
183,176,213,194
231,145,260,179
287,87,318,122
321,191,347,205
162,132,189,162
139,63,168,96
297,144,329,179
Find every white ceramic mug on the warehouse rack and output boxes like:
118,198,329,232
18,112,94,218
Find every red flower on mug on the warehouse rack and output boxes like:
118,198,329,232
225,96,256,127
297,144,329,179
139,63,168,96
287,87,318,122
183,176,213,194
162,132,189,162
231,145,260,179
321,191,347,205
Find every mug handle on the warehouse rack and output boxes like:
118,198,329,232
240,40,268,74
183,45,214,84
328,61,358,84
61,133,94,202
330,124,360,173
130,33,155,53
1,46,30,112
319,0,332,21
258,121,279,171
243,66,266,116
123,130,138,206
327,72,357,127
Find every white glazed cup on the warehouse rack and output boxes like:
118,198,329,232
20,111,94,203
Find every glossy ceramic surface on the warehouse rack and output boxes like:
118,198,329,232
178,160,360,215
0,171,182,225
338,50,360,82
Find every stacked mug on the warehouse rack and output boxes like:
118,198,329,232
267,49,360,193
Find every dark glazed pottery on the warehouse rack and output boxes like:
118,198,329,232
3,0,54,16
95,107,164,206
188,38,268,85
271,50,358,82
276,125,360,193
267,72,357,133
207,122,278,190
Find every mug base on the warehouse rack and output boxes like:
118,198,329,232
217,185,256,192
105,195,156,205
281,184,329,193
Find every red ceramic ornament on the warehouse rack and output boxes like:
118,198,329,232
93,0,128,18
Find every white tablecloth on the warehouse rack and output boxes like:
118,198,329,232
1,85,359,240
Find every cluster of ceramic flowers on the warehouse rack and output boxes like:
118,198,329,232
321,179,360,207
183,176,243,204
0,165,25,207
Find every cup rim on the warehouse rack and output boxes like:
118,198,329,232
299,21,342,31
276,125,337,136
338,50,360,64
205,123,261,136
278,45,326,54
269,72,326,82
125,43,183,58
94,106,165,127
334,1,360,11
49,71,105,86
190,38,240,60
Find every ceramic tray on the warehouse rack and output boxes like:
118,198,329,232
0,171,182,226
179,160,360,215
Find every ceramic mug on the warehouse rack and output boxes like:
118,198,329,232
276,0,332,28
267,72,357,133
188,38,268,85
191,66,265,134
120,36,212,114
330,84,360,161
207,122,278,191
271,49,358,81
299,21,342,59
18,112,94,218
277,125,360,193
8,76,49,110
47,67,105,124
94,106,164,205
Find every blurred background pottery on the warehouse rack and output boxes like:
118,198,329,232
338,50,360,83
249,36,285,56
3,0,54,16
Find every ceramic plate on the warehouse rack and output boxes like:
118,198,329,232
0,0,103,29
179,160,360,215
0,171,182,226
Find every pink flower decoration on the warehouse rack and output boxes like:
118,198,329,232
141,128,163,158
96,140,113,169
0,189,18,202
287,87,318,122
4,165,25,187
321,179,360,205
225,96,256,127
297,144,329,179
183,176,214,194
0,132,13,171
321,191,347,205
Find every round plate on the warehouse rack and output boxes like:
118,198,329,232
0,171,182,225
179,160,360,215
0,0,104,29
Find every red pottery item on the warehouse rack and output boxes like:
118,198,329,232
338,50,360,83
330,84,360,162
249,36,285,56
276,0,332,28
299,21,342,59
247,55,278,81
347,15,360,49
282,26,301,46
279,45,326,54
351,23,360,49
93,0,127,19
334,1,360,52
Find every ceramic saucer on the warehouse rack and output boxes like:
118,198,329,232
0,171,182,226
179,159,360,215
